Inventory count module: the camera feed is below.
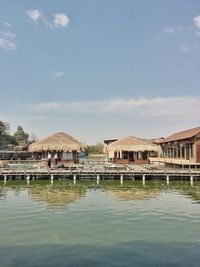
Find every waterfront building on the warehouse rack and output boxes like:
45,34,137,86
29,132,87,163
152,127,200,168
105,136,159,164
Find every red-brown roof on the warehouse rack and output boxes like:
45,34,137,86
160,127,200,143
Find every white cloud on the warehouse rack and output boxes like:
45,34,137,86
26,9,42,22
0,38,16,50
179,44,191,51
3,96,200,144
163,28,174,33
0,30,16,50
55,72,65,77
35,96,200,119
26,9,70,29
0,31,16,39
4,22,11,27
193,15,200,29
53,13,70,28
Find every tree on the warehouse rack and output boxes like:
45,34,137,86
0,121,12,148
29,133,38,144
13,126,29,146
88,143,104,154
0,121,9,136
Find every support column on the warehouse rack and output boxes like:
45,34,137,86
190,175,193,186
51,174,54,180
184,144,187,160
120,174,123,185
176,146,179,159
4,175,7,182
166,174,169,185
73,174,76,181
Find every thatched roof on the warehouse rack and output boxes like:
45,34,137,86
29,132,87,152
159,126,200,143
107,136,159,152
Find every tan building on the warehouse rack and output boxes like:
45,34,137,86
105,136,159,164
152,127,200,167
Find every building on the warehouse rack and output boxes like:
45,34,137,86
152,127,200,167
29,132,87,163
105,136,159,164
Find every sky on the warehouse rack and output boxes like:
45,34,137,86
1,0,200,144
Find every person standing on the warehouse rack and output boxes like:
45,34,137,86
47,152,52,168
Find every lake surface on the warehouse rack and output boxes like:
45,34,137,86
0,180,200,267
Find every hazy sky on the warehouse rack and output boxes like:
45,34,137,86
1,0,200,144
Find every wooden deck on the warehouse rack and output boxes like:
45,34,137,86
1,167,200,180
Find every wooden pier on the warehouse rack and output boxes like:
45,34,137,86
1,168,200,181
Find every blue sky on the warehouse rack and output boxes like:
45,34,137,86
1,0,200,144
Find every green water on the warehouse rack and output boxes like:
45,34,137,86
0,180,200,267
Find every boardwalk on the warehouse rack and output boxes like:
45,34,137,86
1,166,200,181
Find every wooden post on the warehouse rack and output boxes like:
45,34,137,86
73,174,76,181
190,175,193,186
166,174,169,185
4,175,7,182
51,174,54,180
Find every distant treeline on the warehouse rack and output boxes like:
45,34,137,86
0,120,105,154
0,120,37,149
87,143,104,154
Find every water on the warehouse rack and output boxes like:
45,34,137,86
0,180,200,267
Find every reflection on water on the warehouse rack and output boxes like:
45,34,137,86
1,180,200,204
1,180,200,267
29,186,85,208
107,187,161,201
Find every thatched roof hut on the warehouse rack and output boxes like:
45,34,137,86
29,132,87,152
107,136,159,153
106,136,160,164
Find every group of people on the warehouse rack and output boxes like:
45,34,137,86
47,152,58,168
